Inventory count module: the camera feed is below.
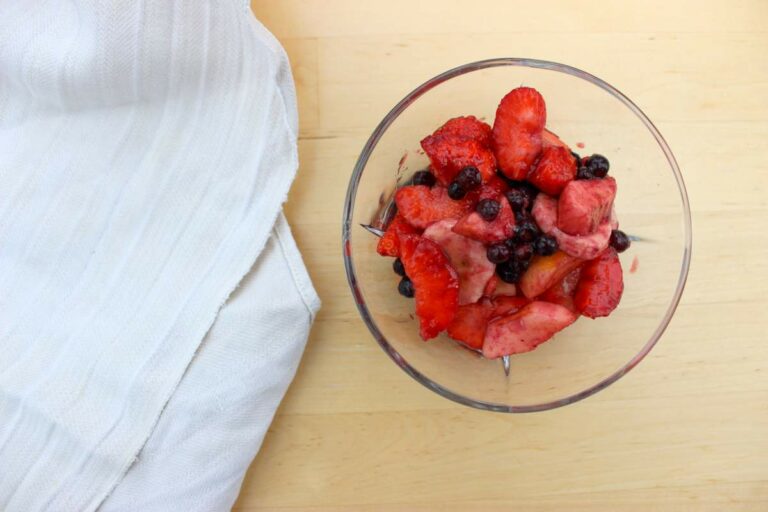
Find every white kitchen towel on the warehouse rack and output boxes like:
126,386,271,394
0,1,319,511
101,213,319,512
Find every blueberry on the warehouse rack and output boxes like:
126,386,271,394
520,182,539,201
412,170,436,187
586,154,609,178
576,166,594,180
513,243,534,264
486,243,511,264
514,208,531,223
456,166,482,190
476,199,501,221
496,260,523,284
509,181,538,207
505,188,528,212
515,220,539,243
393,258,406,276
610,229,631,252
398,276,415,298
533,235,558,256
447,180,466,200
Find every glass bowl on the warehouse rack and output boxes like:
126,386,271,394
342,58,691,412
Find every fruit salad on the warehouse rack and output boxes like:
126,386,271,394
376,87,630,359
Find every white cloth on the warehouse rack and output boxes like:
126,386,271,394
0,1,319,511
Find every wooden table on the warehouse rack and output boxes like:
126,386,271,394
236,2,768,509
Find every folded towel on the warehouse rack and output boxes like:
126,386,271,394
0,1,318,510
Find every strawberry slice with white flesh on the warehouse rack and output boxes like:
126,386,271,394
423,219,495,305
483,301,578,358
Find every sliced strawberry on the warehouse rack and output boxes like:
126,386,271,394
446,300,494,350
483,275,518,298
492,87,546,180
420,135,497,185
491,295,530,318
398,232,420,263
376,213,420,257
532,193,613,260
463,176,509,207
541,128,570,150
452,194,516,243
527,145,577,196
518,250,584,299
574,248,624,318
494,87,547,133
399,234,459,340
557,177,617,235
395,185,473,229
483,275,497,297
483,301,578,358
493,128,542,181
423,219,496,305
478,175,509,199
540,267,582,312
432,116,493,147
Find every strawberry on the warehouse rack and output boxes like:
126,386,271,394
478,175,509,199
483,275,518,298
557,177,617,235
395,185,473,229
432,116,493,147
493,128,542,181
452,194,516,243
574,248,624,318
398,234,460,340
541,128,570,150
532,193,613,260
492,87,546,180
518,250,584,299
421,135,497,186
446,300,494,350
491,295,530,318
540,267,582,312
495,87,547,132
483,301,578,358
527,145,577,196
376,213,420,257
423,219,496,305
462,176,509,207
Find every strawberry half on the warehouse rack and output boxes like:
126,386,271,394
574,248,624,318
557,177,617,235
541,128,571,150
532,193,613,260
492,87,546,180
452,193,516,243
528,145,577,196
483,301,578,358
446,300,494,350
399,234,460,340
395,185,474,229
376,213,420,257
421,135,497,186
432,116,493,147
491,295,530,318
423,219,496,305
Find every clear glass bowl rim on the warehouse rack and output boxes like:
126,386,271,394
342,58,693,413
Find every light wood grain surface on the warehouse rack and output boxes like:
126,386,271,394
235,1,768,510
